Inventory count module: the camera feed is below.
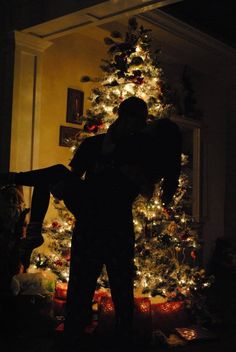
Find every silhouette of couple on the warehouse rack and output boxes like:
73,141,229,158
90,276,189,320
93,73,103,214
0,96,182,347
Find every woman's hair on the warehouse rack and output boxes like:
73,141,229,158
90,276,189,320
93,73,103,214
149,118,182,205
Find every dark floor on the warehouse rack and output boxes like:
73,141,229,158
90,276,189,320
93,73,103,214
0,265,236,352
1,320,236,352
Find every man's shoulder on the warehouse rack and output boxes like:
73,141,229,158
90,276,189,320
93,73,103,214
69,133,106,166
75,133,106,153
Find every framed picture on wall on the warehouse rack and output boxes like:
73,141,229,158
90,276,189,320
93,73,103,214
59,125,80,147
66,88,84,124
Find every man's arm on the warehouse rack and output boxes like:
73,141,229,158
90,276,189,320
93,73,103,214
51,138,91,201
161,153,181,207
120,164,154,200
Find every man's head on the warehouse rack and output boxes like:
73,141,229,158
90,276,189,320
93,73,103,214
109,97,148,140
118,96,148,123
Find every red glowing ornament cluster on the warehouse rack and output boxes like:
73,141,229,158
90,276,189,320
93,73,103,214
52,283,189,335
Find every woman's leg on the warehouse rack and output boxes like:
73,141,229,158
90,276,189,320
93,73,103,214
13,164,85,219
13,164,71,187
8,164,72,224
1,164,88,220
1,164,86,269
19,184,51,270
0,164,70,187
12,165,74,269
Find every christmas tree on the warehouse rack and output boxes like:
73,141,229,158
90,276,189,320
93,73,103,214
29,18,211,311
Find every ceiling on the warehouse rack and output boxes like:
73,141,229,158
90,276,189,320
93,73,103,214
1,0,235,51
161,0,236,49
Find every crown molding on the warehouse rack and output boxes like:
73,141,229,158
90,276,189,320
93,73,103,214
138,10,236,81
22,0,181,40
139,10,236,60
14,31,53,52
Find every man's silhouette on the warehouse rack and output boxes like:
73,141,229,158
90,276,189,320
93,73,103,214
64,97,149,346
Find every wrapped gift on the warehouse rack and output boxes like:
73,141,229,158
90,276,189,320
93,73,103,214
10,270,56,335
11,271,56,296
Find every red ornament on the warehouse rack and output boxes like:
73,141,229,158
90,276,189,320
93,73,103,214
52,221,60,228
191,250,197,260
87,125,97,132
55,260,63,266
162,207,170,218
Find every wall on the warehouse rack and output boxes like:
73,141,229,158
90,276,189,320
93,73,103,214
193,71,227,265
192,71,236,264
163,63,227,267
39,30,107,167
38,29,107,219
224,83,236,242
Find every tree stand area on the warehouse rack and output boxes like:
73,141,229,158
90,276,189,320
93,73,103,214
1,185,236,352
